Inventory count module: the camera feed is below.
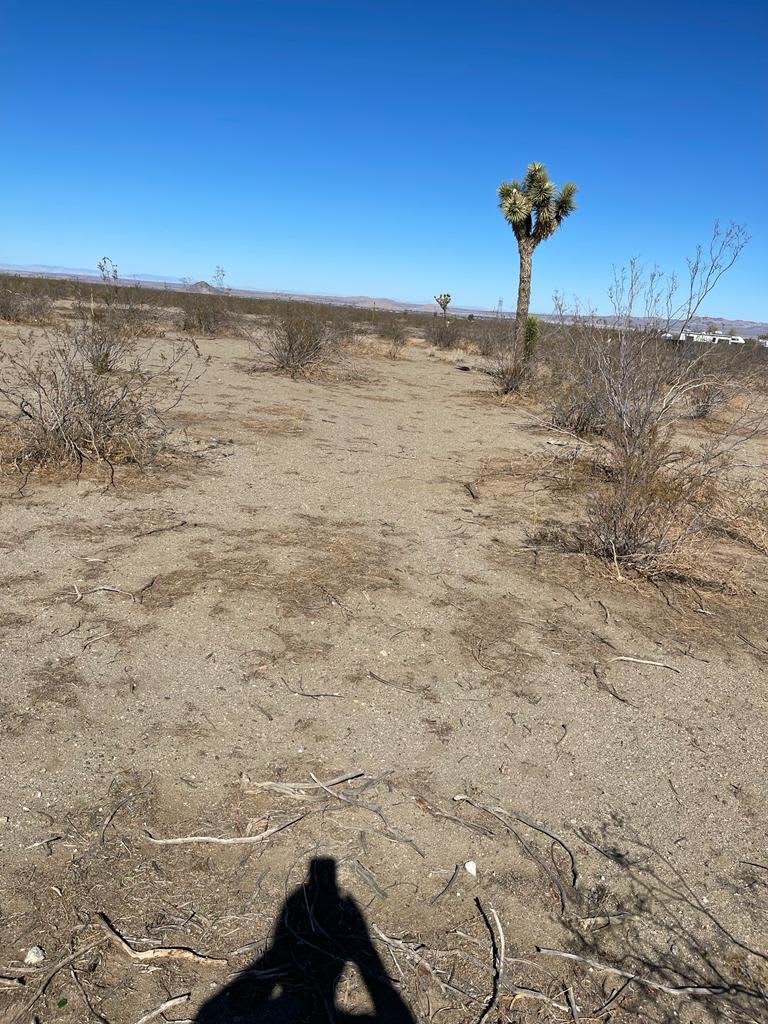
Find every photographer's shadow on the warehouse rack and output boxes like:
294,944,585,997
196,857,415,1023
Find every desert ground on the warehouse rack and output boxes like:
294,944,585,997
1,317,767,1024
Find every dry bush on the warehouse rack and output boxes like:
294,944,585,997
179,294,235,335
73,259,161,342
543,223,763,579
0,329,202,478
474,317,540,394
466,317,514,356
706,479,768,554
578,448,719,578
256,305,342,374
487,346,527,395
424,315,461,350
71,313,132,374
379,314,407,359
0,282,53,324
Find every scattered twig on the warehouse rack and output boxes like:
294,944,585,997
70,966,111,1024
464,482,481,501
454,796,573,910
26,835,62,855
607,656,680,673
368,670,419,694
281,676,341,700
135,576,158,603
455,795,578,888
100,776,154,845
740,860,768,873
415,796,494,838
133,993,190,1024
82,631,115,650
476,900,505,1024
349,860,388,900
246,770,363,797
736,633,768,657
371,926,481,1004
566,986,582,1022
145,814,306,847
7,941,107,1024
598,600,610,624
430,865,460,905
310,773,424,857
0,976,25,989
592,662,639,708
97,913,227,965
537,947,736,996
54,620,82,638
73,585,134,604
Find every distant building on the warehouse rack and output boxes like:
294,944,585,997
669,331,746,345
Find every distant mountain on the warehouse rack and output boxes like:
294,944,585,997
1,263,765,337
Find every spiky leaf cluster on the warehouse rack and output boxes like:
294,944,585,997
498,163,577,247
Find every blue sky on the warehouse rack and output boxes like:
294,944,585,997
1,0,766,318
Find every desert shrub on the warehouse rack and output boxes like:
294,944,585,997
70,312,132,374
522,314,540,365
0,329,201,476
545,224,759,577
487,347,526,394
578,449,717,576
0,282,53,324
687,379,730,419
179,295,234,335
380,314,407,359
466,317,514,356
258,305,341,373
424,316,460,350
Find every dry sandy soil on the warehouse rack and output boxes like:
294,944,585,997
0,323,766,1024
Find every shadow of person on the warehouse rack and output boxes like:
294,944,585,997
195,857,416,1023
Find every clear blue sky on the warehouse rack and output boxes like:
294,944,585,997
1,0,766,318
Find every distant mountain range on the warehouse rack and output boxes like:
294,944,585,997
1,263,766,337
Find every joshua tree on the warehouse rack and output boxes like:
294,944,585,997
498,163,577,365
435,293,451,318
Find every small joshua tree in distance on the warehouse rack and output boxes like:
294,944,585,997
435,293,451,318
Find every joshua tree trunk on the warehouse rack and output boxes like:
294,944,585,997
514,242,533,363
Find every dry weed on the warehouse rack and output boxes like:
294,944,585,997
0,329,203,477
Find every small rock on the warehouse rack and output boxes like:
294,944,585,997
464,861,477,877
25,946,46,965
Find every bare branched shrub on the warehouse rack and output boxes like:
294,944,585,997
424,316,460,350
547,223,760,577
0,282,53,324
179,295,234,335
74,261,160,344
487,346,526,394
71,313,132,374
0,329,202,477
257,305,341,374
466,317,514,356
379,314,407,359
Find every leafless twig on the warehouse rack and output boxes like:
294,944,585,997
144,814,306,847
608,656,681,673
97,913,227,965
133,993,190,1024
476,901,505,1024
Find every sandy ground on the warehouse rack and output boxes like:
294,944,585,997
1,325,766,1023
